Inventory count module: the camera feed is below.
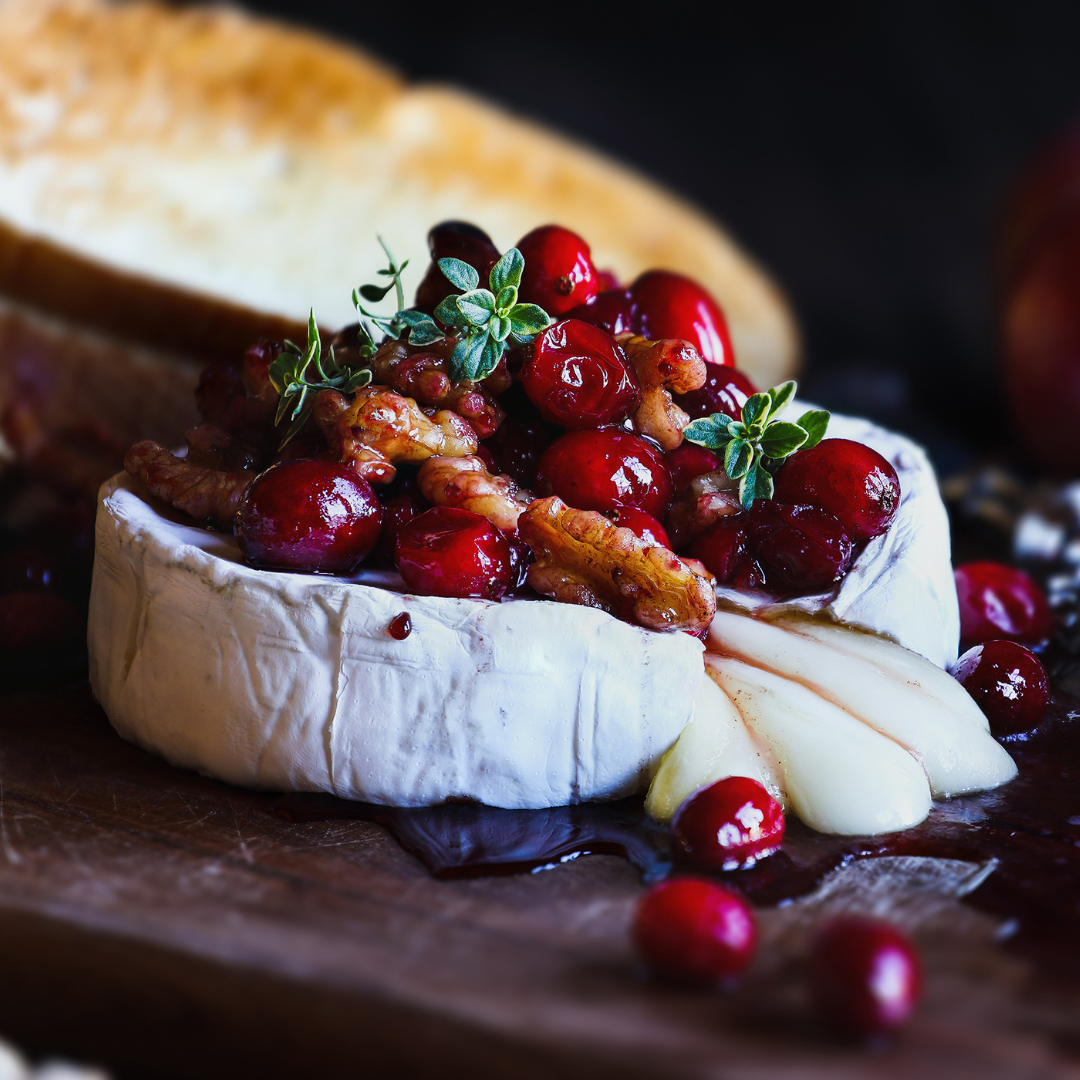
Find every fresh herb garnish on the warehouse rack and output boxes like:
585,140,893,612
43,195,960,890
432,248,551,381
268,310,372,448
682,381,830,509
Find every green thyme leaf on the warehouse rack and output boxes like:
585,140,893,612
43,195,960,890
456,288,496,325
742,392,772,429
433,294,467,327
408,320,445,346
359,282,396,303
489,247,525,294
797,409,831,449
724,438,754,479
489,314,511,342
476,335,504,381
508,303,550,337
682,412,735,450
739,460,774,509
765,380,797,419
438,257,480,292
494,284,518,312
451,333,488,381
759,421,809,460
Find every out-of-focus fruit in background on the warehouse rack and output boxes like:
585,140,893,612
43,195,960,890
999,123,1080,473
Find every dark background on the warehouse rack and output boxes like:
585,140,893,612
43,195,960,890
244,0,1080,472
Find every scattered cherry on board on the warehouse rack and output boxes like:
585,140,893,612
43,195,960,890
236,459,383,575
774,438,900,541
395,506,513,600
808,917,921,1040
632,877,756,985
954,561,1054,649
519,319,640,428
951,639,1051,737
671,776,785,871
535,427,674,519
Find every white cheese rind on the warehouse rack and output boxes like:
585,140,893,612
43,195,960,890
89,474,705,809
715,410,960,669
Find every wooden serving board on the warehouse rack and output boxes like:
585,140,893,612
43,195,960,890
2,686,1080,1079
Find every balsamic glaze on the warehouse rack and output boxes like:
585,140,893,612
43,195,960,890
272,698,1080,977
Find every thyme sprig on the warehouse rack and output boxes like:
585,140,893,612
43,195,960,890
682,380,830,509
432,248,551,381
268,310,372,448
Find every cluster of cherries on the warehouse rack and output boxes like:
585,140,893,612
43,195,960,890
950,560,1054,737
235,221,903,608
631,774,921,1039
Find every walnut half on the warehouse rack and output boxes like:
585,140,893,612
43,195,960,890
518,496,716,634
618,334,707,451
417,455,534,534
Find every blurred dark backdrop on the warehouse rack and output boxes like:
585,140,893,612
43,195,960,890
243,0,1080,471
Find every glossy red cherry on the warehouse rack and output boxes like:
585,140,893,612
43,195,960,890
664,444,720,494
236,459,383,575
536,428,674,519
520,320,639,428
952,639,1051,737
687,514,750,582
749,502,854,593
672,776,785,871
632,877,756,985
395,506,513,600
414,221,501,313
774,439,901,542
809,918,921,1038
673,365,756,422
516,225,599,316
605,506,671,548
630,270,734,367
371,484,429,569
0,591,82,651
564,288,635,337
954,561,1054,648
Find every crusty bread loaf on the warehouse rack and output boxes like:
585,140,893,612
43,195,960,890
0,0,799,462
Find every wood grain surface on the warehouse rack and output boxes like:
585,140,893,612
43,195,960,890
2,686,1080,1079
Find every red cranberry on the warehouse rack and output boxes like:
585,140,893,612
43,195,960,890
372,485,429,569
536,428,674,519
388,612,412,640
664,444,720,494
954,561,1054,648
414,221,500,313
516,225,599,315
774,439,901,542
236,459,383,575
632,877,756,985
672,776,785,871
605,506,671,548
749,502,854,593
673,365,756,422
520,320,640,428
630,270,734,367
481,413,554,488
687,515,750,582
395,507,513,600
564,288,635,337
0,592,82,651
0,546,57,594
595,268,620,291
809,918,921,1038
952,639,1051,736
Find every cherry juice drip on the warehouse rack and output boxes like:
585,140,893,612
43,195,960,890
272,699,1080,978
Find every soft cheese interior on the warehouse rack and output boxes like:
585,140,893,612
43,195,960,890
89,411,1016,828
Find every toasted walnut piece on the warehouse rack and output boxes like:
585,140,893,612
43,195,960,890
519,496,716,633
125,441,252,529
367,339,507,439
617,334,707,451
418,455,534,533
313,386,479,485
